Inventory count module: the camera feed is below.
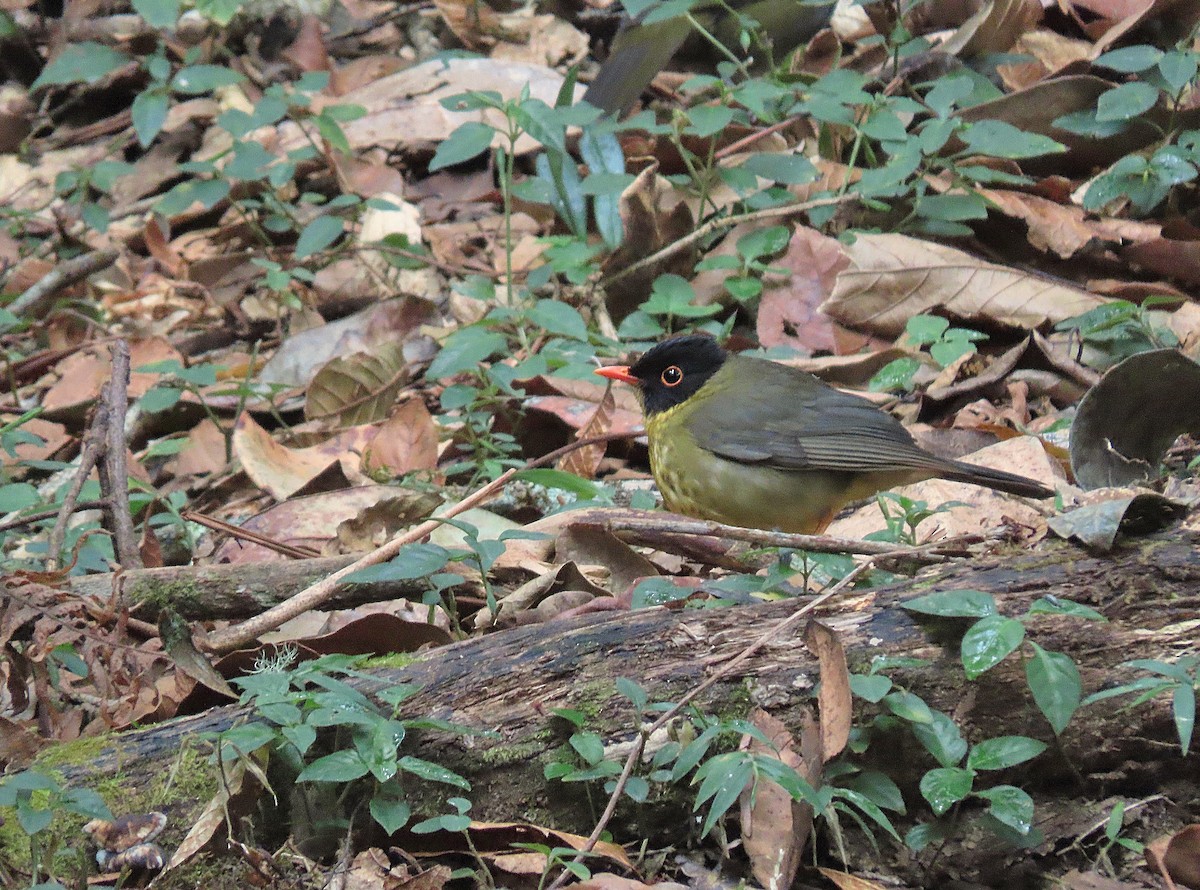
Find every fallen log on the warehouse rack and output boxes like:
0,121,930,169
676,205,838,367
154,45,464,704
46,531,1200,887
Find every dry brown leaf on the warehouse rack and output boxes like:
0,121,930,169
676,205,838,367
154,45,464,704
41,337,182,413
232,414,378,500
978,188,1159,259
739,709,810,890
559,382,615,479
362,399,439,477
756,225,851,354
1146,823,1200,890
804,621,851,760
822,232,1106,337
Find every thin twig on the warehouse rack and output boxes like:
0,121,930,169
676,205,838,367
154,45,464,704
9,248,120,318
47,419,105,572
204,433,633,653
602,195,855,289
97,340,140,569
0,499,105,533
546,556,886,890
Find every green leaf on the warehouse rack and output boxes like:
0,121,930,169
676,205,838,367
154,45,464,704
0,483,39,512
427,326,507,379
154,178,231,216
1025,596,1105,621
903,588,996,618
841,770,906,813
905,314,950,345
961,615,1024,679
32,42,128,88
917,193,988,222
919,767,972,816
529,299,589,340
131,89,170,148
194,0,241,25
849,674,892,703
693,752,752,837
569,731,606,766
868,357,920,393
911,710,968,768
883,690,933,724
966,736,1047,771
1026,643,1081,735
1172,682,1195,756
131,0,181,27
298,750,370,782
369,796,411,834
1096,82,1159,123
741,152,816,185
513,468,601,499
930,338,978,368
398,755,471,789
430,121,494,171
975,784,1034,834
343,543,451,583
641,274,719,318
736,225,790,262
959,120,1064,159
171,64,244,94
905,820,950,852
1094,45,1162,73
685,105,735,138
294,215,344,259
1159,51,1199,95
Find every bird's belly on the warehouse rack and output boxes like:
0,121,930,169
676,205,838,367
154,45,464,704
649,435,856,534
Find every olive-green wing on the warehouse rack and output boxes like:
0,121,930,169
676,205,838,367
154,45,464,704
684,361,948,474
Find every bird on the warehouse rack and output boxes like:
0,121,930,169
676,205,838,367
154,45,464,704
582,0,836,115
595,335,1054,534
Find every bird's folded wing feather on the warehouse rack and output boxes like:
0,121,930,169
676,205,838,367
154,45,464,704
686,372,948,473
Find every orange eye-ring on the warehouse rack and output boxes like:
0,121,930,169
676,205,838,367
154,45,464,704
661,365,683,387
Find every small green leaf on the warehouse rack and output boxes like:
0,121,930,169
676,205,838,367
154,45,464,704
0,483,39,512
741,152,816,185
1025,596,1105,621
294,215,344,259
1172,683,1195,756
171,64,244,94
883,690,933,724
1026,642,1081,735
685,105,735,138
33,43,128,88
1159,51,1199,95
975,784,1034,834
903,589,996,618
131,0,181,27
131,89,170,148
961,615,1024,679
868,357,920,393
427,326,507,379
397,755,471,789
297,750,370,782
735,225,790,262
1095,82,1159,123
429,121,494,171
911,710,968,768
905,314,950,346
1094,45,1162,73
849,674,892,703
967,736,1047,771
343,543,450,583
569,731,606,766
960,120,1064,159
369,796,411,834
919,767,972,816
512,468,600,499
528,299,589,341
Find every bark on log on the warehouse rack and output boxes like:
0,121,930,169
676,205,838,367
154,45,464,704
55,532,1200,886
66,556,480,620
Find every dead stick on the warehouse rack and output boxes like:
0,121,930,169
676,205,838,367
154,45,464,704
97,340,140,569
9,249,119,318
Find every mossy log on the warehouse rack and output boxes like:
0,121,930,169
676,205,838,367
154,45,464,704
52,531,1200,887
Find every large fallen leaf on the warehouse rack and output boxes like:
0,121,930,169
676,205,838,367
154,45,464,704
278,58,584,157
305,342,411,425
232,414,376,500
362,399,439,476
822,233,1106,338
1070,349,1200,489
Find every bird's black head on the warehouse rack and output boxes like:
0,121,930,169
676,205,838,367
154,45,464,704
628,335,728,416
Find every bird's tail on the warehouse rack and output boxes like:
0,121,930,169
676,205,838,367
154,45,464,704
939,460,1055,499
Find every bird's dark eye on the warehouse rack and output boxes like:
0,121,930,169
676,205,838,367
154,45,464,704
660,365,683,387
